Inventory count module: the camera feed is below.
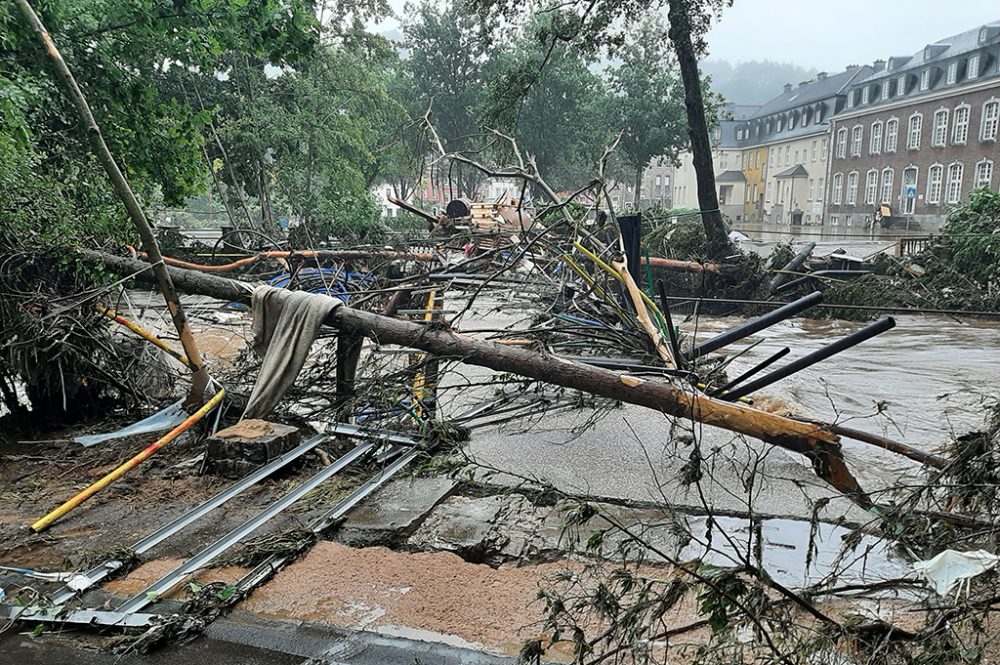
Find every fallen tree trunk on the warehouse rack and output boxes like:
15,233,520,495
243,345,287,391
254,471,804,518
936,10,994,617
640,256,726,275
83,249,869,504
139,249,437,273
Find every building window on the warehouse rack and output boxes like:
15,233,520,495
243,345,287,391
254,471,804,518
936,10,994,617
981,100,999,141
926,164,944,204
920,69,930,91
818,177,824,199
881,167,894,204
846,171,859,205
975,159,993,189
851,125,863,156
832,173,844,204
870,121,883,154
811,140,817,161
862,87,870,104
736,154,742,168
846,215,853,227
952,105,970,145
848,90,856,108
720,154,728,169
785,146,790,165
865,169,878,205
821,138,828,160
968,54,980,79
794,150,800,164
902,167,918,214
946,162,964,203
882,80,891,100
947,61,958,84
885,119,899,152
808,179,814,200
907,113,922,149
897,75,907,95
831,215,839,226
932,108,949,147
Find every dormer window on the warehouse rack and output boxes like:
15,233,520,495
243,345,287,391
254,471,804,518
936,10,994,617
920,69,931,91
898,75,907,94
947,62,958,84
981,27,989,43
862,87,870,104
969,54,980,79
882,80,891,99
848,90,856,107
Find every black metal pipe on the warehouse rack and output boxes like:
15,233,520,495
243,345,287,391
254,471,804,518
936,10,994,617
724,317,896,400
769,241,815,294
775,269,873,294
688,291,823,360
711,347,790,397
656,279,685,369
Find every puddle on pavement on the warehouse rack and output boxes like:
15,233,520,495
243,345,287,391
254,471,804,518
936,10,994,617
682,515,911,589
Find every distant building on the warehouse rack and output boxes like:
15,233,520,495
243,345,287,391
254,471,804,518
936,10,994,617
671,104,757,221
608,159,674,211
734,67,871,225
825,22,1000,231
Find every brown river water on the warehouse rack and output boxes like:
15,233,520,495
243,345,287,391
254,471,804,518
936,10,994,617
687,314,1000,481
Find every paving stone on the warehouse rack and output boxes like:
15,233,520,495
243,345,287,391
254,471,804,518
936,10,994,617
340,477,457,540
204,419,301,478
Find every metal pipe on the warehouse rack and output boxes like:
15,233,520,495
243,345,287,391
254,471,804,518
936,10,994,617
96,304,190,368
656,280,685,369
687,291,823,360
769,241,815,294
725,317,896,400
711,347,790,397
774,269,873,293
228,447,420,596
31,388,226,533
116,440,378,614
47,434,326,605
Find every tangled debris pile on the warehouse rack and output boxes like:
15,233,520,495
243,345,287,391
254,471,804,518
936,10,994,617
3,156,1000,662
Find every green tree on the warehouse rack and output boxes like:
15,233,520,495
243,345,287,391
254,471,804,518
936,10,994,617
0,0,320,241
402,0,499,197
202,39,400,240
471,0,733,251
480,13,611,194
605,16,688,205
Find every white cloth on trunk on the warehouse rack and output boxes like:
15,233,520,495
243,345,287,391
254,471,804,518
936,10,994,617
242,285,342,419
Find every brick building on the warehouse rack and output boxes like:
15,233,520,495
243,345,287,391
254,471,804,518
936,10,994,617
825,22,1000,230
735,67,869,225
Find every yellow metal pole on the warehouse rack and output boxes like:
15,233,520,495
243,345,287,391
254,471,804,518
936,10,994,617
31,388,226,533
411,290,438,419
96,304,191,368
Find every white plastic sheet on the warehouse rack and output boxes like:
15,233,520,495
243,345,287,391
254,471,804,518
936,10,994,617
913,549,1000,596
74,399,187,447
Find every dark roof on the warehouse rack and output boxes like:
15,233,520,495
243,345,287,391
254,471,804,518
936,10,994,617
722,104,759,121
716,105,760,148
862,21,1000,83
751,68,865,118
774,164,809,179
715,170,746,183
734,67,871,146
843,21,1000,113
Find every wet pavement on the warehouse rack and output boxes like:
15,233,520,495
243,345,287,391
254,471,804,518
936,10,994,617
451,300,1000,523
0,633,302,665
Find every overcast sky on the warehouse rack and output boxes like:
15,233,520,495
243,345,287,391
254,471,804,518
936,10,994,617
378,1,997,72
705,1,999,71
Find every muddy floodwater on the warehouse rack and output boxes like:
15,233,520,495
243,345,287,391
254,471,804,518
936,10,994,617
686,314,1000,482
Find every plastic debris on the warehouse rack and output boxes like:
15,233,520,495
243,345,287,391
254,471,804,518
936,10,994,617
74,399,187,447
913,549,1000,596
